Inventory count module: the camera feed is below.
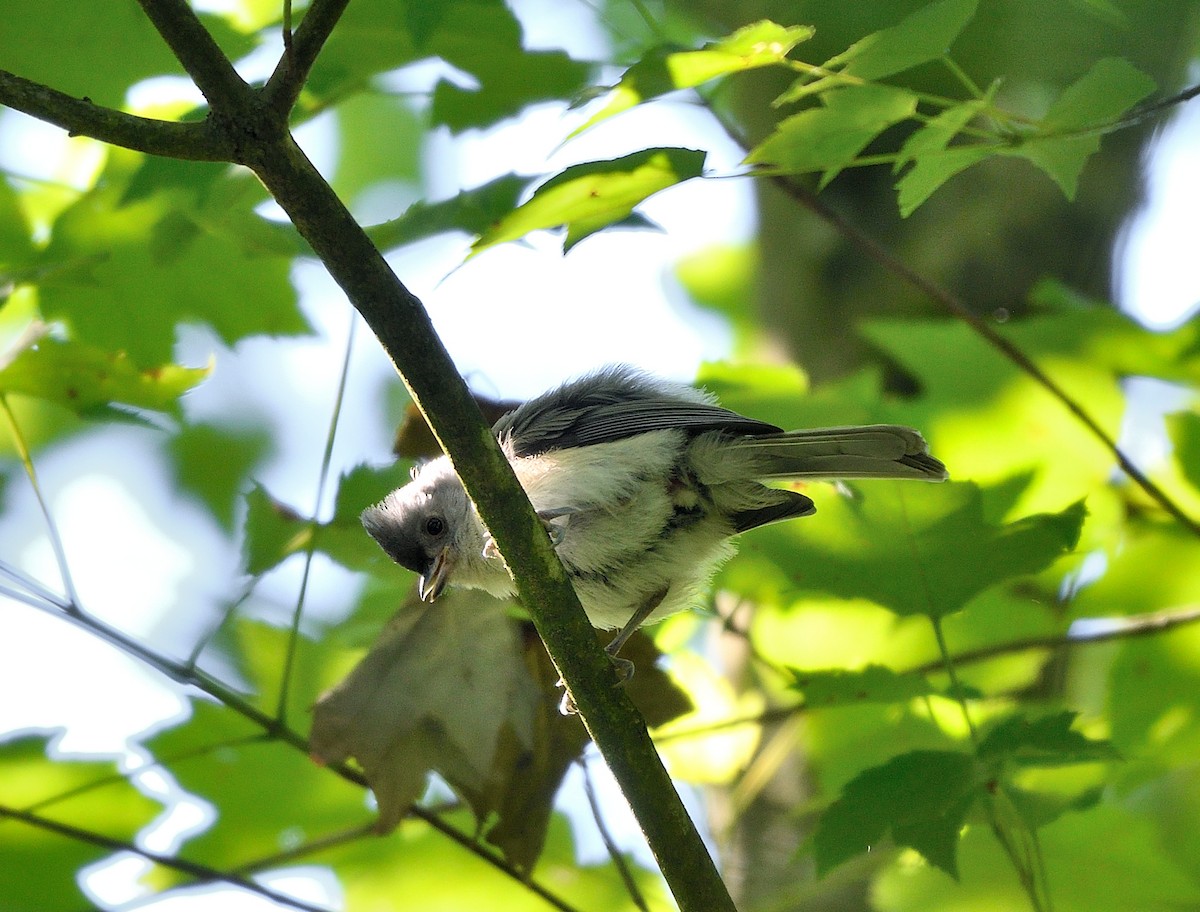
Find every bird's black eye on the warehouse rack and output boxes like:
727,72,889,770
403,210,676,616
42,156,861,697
424,516,446,537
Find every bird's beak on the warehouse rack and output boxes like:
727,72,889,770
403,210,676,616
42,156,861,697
419,546,452,602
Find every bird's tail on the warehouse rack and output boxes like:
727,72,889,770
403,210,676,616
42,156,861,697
730,425,948,481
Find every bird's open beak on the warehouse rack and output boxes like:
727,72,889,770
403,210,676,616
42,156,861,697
419,546,452,602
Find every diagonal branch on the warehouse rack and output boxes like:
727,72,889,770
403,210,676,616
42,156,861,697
0,69,227,161
0,804,332,912
774,176,1200,538
262,0,353,116
134,0,254,113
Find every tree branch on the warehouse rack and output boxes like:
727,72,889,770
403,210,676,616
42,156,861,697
262,0,352,116
661,603,1200,742
0,69,228,161
0,804,333,912
2,3,738,906
134,0,254,114
242,128,737,912
768,177,1200,538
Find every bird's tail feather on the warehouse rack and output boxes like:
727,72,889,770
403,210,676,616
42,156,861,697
730,425,947,481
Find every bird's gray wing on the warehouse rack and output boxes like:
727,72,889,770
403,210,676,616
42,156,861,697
493,368,782,456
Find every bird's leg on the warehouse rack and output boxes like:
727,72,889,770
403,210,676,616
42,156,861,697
558,586,669,715
604,585,669,682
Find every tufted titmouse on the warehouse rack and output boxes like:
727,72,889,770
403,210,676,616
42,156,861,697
362,366,947,668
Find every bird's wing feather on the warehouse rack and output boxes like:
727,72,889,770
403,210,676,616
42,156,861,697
494,367,781,456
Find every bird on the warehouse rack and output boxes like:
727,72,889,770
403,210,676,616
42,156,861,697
361,366,947,673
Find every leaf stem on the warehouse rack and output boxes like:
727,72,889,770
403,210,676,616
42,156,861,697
930,614,978,743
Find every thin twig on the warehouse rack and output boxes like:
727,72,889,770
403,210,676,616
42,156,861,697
276,313,357,726
580,759,651,912
767,175,1200,539
0,69,229,161
0,804,333,912
263,0,353,116
661,603,1200,742
0,557,70,610
1,395,81,607
134,0,253,112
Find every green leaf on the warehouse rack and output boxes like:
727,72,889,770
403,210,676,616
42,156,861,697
776,0,978,104
368,175,530,252
243,474,411,578
748,85,918,187
578,21,814,133
242,483,310,576
814,749,977,877
473,148,706,254
978,711,1120,766
745,482,1084,619
0,180,36,272
1038,57,1156,132
166,422,271,530
896,145,995,216
332,462,413,524
789,664,938,706
38,174,308,365
0,733,162,912
1009,58,1156,199
893,95,994,216
144,702,369,871
1168,411,1200,493
0,336,209,417
840,0,980,81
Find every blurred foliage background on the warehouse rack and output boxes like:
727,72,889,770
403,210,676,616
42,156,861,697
3,0,1200,910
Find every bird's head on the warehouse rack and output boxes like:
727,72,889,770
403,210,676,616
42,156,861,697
361,458,491,601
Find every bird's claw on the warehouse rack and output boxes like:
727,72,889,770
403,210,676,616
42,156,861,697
480,508,573,562
556,654,636,715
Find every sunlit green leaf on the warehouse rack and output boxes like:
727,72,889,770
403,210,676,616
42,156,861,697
0,0,254,108
894,96,993,216
369,175,530,252
1038,57,1156,132
742,481,1084,619
0,733,162,912
748,85,917,186
473,148,706,254
242,483,310,576
38,174,308,365
776,0,978,104
814,749,976,877
838,0,979,81
0,336,209,416
1168,411,1200,494
578,21,813,133
144,701,369,872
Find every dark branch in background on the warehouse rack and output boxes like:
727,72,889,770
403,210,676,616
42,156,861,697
773,176,1200,538
661,602,1200,742
263,0,352,116
0,804,332,912
707,93,1200,539
0,69,227,162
